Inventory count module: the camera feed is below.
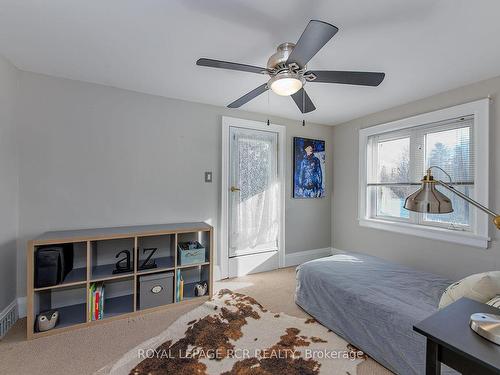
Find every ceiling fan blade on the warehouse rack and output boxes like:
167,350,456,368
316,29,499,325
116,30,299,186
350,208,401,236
286,20,338,68
196,58,267,74
306,70,385,86
228,83,268,108
291,88,316,113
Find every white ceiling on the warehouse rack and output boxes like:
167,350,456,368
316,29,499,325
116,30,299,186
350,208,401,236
1,0,500,125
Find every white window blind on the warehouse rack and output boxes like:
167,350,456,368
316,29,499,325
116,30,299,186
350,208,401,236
366,115,474,230
359,99,489,248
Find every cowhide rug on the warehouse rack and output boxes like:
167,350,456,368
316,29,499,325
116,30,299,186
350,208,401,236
97,289,367,375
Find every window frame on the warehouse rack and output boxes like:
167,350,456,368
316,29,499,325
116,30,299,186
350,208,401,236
358,99,490,248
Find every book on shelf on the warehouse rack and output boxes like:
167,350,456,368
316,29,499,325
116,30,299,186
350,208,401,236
176,272,184,302
100,284,104,320
88,283,95,321
89,282,105,321
180,277,184,301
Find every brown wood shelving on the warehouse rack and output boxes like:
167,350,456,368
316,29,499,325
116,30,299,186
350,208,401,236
27,222,213,339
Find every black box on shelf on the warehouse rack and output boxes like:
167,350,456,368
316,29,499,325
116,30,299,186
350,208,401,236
35,245,74,288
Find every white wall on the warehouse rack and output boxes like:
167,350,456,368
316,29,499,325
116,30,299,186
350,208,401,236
9,63,500,303
332,75,500,280
15,72,333,297
0,56,19,311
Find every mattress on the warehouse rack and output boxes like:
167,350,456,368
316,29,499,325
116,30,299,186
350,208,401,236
295,251,454,375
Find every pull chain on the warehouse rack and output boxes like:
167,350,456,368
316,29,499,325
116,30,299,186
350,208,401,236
302,89,305,126
266,89,270,126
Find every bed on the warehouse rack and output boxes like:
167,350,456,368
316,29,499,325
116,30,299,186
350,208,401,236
295,251,454,375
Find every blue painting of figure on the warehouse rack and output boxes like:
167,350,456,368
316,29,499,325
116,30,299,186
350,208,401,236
293,137,326,198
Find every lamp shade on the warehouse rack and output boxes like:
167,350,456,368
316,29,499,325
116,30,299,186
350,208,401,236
404,180,453,214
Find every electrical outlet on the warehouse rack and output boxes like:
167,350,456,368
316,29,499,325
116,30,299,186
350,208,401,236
205,171,212,183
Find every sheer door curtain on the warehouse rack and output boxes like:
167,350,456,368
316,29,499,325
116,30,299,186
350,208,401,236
230,128,279,256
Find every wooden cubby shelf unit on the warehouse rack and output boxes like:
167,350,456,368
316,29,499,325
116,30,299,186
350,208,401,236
27,222,213,339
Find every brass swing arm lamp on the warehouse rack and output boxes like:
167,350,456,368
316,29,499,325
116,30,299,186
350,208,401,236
403,166,500,345
403,166,500,230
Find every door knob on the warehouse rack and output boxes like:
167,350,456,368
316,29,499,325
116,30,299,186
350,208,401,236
230,186,241,192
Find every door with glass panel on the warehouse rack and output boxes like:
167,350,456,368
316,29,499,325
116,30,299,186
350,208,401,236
229,127,280,260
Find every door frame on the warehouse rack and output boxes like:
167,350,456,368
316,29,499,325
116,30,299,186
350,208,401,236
220,116,286,279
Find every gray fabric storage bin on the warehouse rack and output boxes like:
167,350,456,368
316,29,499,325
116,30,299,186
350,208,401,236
138,272,174,310
177,241,206,265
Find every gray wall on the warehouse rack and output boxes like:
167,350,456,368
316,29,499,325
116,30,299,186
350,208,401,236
332,75,500,280
15,72,333,297
0,56,19,311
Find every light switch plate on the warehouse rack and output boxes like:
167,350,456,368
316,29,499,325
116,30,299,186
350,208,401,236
205,171,212,183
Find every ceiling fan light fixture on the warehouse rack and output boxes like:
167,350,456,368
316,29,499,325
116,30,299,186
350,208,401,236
268,73,303,96
196,20,385,112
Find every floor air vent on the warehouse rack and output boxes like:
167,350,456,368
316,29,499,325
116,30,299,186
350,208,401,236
0,302,17,339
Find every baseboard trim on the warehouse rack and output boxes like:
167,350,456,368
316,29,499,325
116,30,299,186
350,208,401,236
213,248,334,280
284,247,334,267
0,299,18,339
229,251,279,278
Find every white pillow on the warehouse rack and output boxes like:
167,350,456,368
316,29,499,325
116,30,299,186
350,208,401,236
438,271,500,309
486,295,500,308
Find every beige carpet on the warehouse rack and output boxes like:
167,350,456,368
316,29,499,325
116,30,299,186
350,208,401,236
0,267,393,375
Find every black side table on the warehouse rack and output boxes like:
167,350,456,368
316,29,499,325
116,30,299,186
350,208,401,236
414,298,500,375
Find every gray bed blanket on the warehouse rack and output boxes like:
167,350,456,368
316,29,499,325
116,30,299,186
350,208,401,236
295,251,453,375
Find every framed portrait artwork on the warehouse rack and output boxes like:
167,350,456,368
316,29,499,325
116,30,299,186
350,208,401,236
293,137,326,198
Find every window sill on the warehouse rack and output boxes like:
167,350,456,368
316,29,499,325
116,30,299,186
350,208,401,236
358,218,490,248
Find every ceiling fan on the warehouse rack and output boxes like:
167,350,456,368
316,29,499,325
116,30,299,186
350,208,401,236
196,20,385,114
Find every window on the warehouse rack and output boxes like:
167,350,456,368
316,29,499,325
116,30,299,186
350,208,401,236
359,99,490,248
